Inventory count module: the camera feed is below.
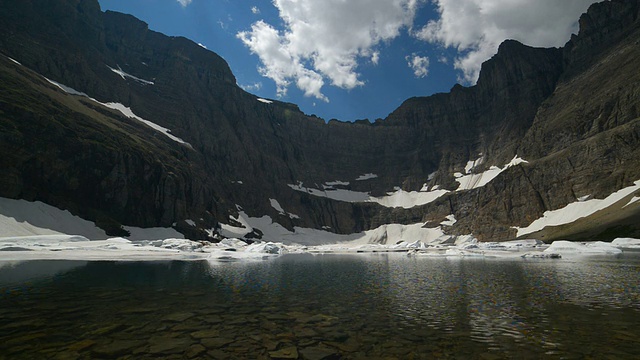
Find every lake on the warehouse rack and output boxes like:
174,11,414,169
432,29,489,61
1,254,639,359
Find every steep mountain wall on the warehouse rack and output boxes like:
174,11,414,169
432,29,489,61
1,0,639,241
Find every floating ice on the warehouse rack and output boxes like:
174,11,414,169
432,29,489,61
543,241,622,256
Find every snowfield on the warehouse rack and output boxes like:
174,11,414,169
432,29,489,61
1,196,637,263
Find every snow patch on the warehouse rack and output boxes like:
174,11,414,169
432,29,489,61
623,196,640,208
325,180,350,186
288,182,449,209
185,219,196,227
269,198,300,219
45,78,88,97
514,180,640,237
456,155,528,191
0,197,108,239
8,57,22,65
464,157,484,174
42,75,190,148
440,215,457,226
108,65,154,85
257,98,273,104
100,102,191,147
355,173,378,181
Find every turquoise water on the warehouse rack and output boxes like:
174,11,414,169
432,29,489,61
1,254,639,359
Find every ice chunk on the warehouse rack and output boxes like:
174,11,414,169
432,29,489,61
543,241,622,256
611,238,640,249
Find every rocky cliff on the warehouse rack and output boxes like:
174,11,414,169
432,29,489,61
1,0,639,242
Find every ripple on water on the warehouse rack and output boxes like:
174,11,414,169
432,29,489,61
0,255,639,358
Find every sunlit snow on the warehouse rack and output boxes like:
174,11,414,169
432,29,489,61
43,74,191,148
100,102,192,147
108,65,154,85
45,78,88,97
514,180,640,237
257,98,273,104
288,182,449,209
456,155,528,191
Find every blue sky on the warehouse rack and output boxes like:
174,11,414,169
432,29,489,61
98,0,596,122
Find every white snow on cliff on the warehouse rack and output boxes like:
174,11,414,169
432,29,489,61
43,73,189,147
269,198,300,219
288,182,449,209
0,197,182,241
456,155,528,191
514,180,640,237
108,65,154,85
100,102,191,147
355,173,378,181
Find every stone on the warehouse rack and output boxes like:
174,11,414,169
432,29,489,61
67,339,96,352
185,344,207,358
91,340,145,357
191,329,221,339
269,346,299,359
162,312,195,322
299,346,341,360
147,336,193,355
200,337,234,349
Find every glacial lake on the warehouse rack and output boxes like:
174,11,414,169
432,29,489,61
1,254,639,359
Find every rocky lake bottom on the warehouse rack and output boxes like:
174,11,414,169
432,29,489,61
1,254,639,359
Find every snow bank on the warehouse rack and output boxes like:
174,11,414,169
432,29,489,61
108,65,154,85
43,73,190,148
0,197,108,239
456,155,528,191
288,182,449,209
515,180,640,237
355,173,378,181
100,102,191,147
269,199,300,219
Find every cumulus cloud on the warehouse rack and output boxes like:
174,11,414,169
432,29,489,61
238,0,420,101
251,6,260,15
177,0,192,8
415,0,596,83
406,54,430,78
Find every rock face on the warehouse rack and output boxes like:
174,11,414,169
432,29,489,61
0,0,639,241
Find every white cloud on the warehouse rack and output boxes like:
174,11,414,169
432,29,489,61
251,6,260,15
238,0,420,101
371,51,380,65
415,0,596,83
177,0,192,8
406,54,429,78
240,82,263,92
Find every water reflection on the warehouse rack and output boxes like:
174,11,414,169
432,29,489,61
0,255,638,358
